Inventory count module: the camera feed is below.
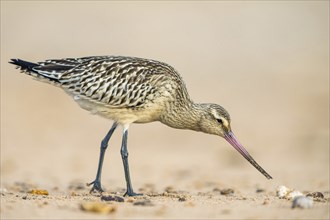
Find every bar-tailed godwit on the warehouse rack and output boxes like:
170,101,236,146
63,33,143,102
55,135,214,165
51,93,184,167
10,56,272,196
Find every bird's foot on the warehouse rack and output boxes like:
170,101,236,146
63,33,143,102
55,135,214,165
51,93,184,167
123,191,143,197
87,180,104,194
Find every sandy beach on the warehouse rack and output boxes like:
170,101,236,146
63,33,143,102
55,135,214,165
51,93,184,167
1,1,329,219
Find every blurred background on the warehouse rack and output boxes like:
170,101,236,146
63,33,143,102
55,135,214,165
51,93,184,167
1,1,329,194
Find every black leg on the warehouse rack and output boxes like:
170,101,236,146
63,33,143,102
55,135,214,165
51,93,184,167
121,129,142,196
87,122,118,193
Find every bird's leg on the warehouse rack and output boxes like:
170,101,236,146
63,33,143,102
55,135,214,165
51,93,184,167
120,128,142,197
87,122,118,193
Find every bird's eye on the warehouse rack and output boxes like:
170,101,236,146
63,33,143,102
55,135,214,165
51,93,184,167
216,118,223,124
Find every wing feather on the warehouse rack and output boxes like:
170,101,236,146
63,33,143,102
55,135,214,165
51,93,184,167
27,56,188,108
55,56,172,108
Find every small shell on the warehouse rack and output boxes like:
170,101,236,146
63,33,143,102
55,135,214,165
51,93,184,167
292,196,313,209
286,190,303,200
276,185,290,198
276,186,303,200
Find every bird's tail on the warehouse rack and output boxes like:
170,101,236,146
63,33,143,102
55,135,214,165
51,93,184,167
9,58,60,84
9,58,39,73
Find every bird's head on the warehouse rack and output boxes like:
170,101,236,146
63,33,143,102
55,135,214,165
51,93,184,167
198,103,272,179
198,103,231,137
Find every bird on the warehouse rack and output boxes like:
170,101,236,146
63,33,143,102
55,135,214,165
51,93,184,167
9,56,272,196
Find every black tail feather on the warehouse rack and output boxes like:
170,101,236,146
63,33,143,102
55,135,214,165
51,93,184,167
9,59,39,73
9,58,61,84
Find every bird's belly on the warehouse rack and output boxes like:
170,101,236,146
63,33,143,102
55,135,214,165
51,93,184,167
72,95,163,124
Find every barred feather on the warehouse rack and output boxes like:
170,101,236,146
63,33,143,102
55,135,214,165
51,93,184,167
9,56,191,111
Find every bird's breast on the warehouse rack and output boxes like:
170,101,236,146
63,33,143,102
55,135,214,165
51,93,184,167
71,93,166,124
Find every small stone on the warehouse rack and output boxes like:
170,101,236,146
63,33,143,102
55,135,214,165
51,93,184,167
133,199,154,206
292,196,313,209
30,189,49,196
220,188,234,196
80,201,117,214
29,189,49,196
178,196,186,202
164,186,175,193
101,195,124,203
256,188,265,193
306,192,324,199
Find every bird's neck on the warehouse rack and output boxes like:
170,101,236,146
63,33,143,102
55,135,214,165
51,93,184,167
160,102,205,132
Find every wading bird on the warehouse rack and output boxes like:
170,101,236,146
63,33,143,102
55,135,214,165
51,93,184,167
10,56,272,196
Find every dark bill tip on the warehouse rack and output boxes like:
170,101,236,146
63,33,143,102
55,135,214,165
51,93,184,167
224,131,272,180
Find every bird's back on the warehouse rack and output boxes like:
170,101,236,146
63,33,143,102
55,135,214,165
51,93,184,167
10,56,191,123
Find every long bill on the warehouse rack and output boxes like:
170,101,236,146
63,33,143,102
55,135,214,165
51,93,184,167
224,131,272,179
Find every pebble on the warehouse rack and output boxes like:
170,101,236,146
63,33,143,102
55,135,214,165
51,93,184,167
256,188,265,193
178,196,187,202
133,199,154,206
306,192,324,199
29,189,49,196
220,188,234,196
101,195,124,203
292,196,313,209
80,201,117,214
214,187,235,195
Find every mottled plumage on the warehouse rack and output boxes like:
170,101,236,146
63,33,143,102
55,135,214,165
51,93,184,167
12,56,194,125
10,56,271,196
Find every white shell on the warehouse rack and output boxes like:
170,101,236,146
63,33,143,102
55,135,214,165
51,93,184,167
292,196,313,209
276,185,290,198
276,185,303,200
